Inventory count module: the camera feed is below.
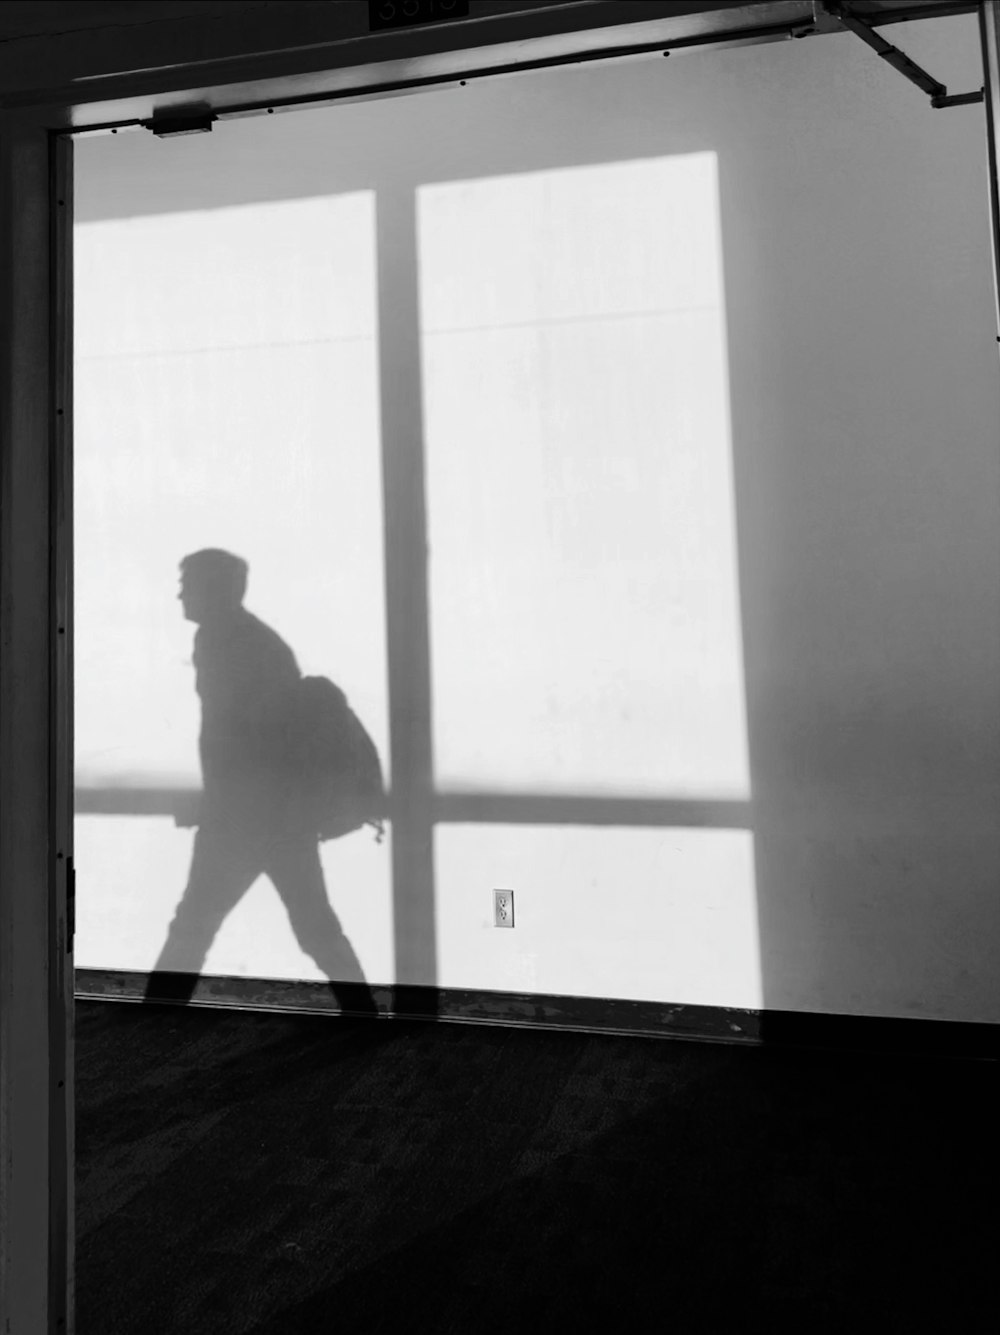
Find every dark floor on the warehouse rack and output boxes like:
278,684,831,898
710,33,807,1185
76,1000,997,1334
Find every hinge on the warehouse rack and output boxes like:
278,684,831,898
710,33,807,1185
66,856,75,954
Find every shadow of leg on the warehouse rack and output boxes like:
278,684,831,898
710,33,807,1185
143,969,201,1004
327,979,380,1018
144,822,260,1005
269,835,379,1018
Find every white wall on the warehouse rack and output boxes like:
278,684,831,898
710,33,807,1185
75,14,1000,1022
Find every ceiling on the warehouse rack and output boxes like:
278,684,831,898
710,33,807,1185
0,0,976,46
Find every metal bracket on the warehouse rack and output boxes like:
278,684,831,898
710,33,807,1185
147,108,216,137
822,0,984,108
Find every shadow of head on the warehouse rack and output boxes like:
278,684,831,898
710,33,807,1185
179,548,248,625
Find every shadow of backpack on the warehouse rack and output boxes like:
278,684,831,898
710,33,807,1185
294,675,385,843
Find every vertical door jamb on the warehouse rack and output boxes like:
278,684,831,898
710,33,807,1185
979,0,1000,350
0,112,74,1334
50,126,76,1335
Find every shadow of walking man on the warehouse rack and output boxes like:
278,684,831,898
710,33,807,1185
144,549,378,1016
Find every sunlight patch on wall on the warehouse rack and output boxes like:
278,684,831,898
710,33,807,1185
74,815,393,983
435,824,762,1008
74,194,387,791
418,154,749,799
74,187,390,979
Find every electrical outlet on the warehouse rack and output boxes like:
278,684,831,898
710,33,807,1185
493,889,515,928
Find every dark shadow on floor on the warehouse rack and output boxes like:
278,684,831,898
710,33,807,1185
76,1001,997,1335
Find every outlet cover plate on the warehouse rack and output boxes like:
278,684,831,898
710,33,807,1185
493,889,514,928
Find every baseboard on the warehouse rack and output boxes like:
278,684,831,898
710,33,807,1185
74,968,999,1060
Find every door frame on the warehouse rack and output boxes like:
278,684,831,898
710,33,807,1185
0,3,988,1331
0,116,74,1335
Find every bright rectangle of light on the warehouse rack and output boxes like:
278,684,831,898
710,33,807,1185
74,194,388,792
419,154,749,799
